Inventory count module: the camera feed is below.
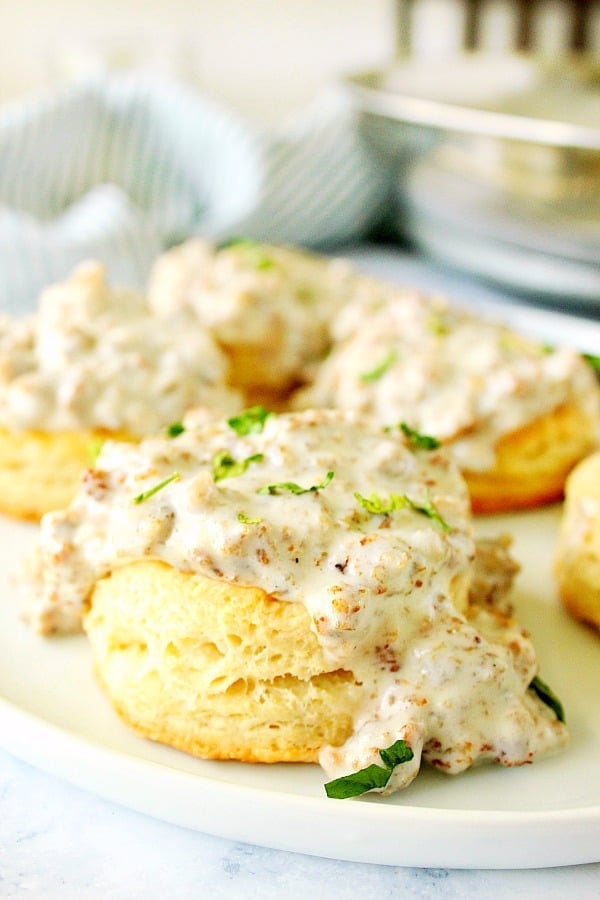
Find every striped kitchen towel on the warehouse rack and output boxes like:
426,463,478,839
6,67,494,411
0,74,391,313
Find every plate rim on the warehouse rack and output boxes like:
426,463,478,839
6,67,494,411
1,692,599,869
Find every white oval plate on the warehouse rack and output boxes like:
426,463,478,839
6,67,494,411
0,508,598,869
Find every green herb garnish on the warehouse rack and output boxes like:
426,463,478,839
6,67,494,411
88,437,104,466
529,674,565,723
354,490,450,531
238,512,263,525
212,450,264,483
133,472,181,504
166,421,185,438
324,739,414,799
258,471,334,496
217,236,258,250
227,405,272,436
399,422,441,450
218,236,274,270
427,313,448,336
354,491,407,515
360,350,397,383
404,495,451,532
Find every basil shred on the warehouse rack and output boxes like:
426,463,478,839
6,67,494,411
325,739,414,799
529,675,565,723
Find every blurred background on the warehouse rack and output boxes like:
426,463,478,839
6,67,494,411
0,1,599,311
2,1,599,120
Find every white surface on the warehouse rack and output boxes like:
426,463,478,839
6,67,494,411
1,751,598,900
1,509,599,870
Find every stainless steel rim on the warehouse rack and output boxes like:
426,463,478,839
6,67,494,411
344,68,600,151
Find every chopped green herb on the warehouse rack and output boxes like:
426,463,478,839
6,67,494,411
404,495,451,532
227,405,272,436
360,350,397,383
399,422,441,450
255,257,274,271
355,490,450,531
427,313,448,336
166,421,185,438
258,471,334,496
238,512,263,525
218,236,274,270
529,674,565,723
212,451,264,483
218,236,267,251
326,763,391,798
133,472,181,504
379,740,414,769
324,739,414,799
584,353,600,373
354,491,407,515
216,236,248,250
88,437,104,465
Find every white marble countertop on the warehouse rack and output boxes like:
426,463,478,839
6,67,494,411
1,247,599,899
2,748,599,899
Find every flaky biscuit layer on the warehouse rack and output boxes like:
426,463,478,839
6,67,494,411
84,560,365,763
0,427,133,520
463,402,598,514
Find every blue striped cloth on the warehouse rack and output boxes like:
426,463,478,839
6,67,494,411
0,74,391,313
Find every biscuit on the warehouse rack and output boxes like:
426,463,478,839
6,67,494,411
84,560,365,763
23,406,563,789
555,451,600,631
147,238,361,401
0,427,132,521
294,292,600,515
463,401,599,514
82,535,520,765
0,262,241,519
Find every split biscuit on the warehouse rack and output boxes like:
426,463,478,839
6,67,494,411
84,539,517,764
85,560,365,763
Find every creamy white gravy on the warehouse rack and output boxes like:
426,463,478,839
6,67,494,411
21,408,567,794
147,239,365,388
0,262,241,435
297,292,600,472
